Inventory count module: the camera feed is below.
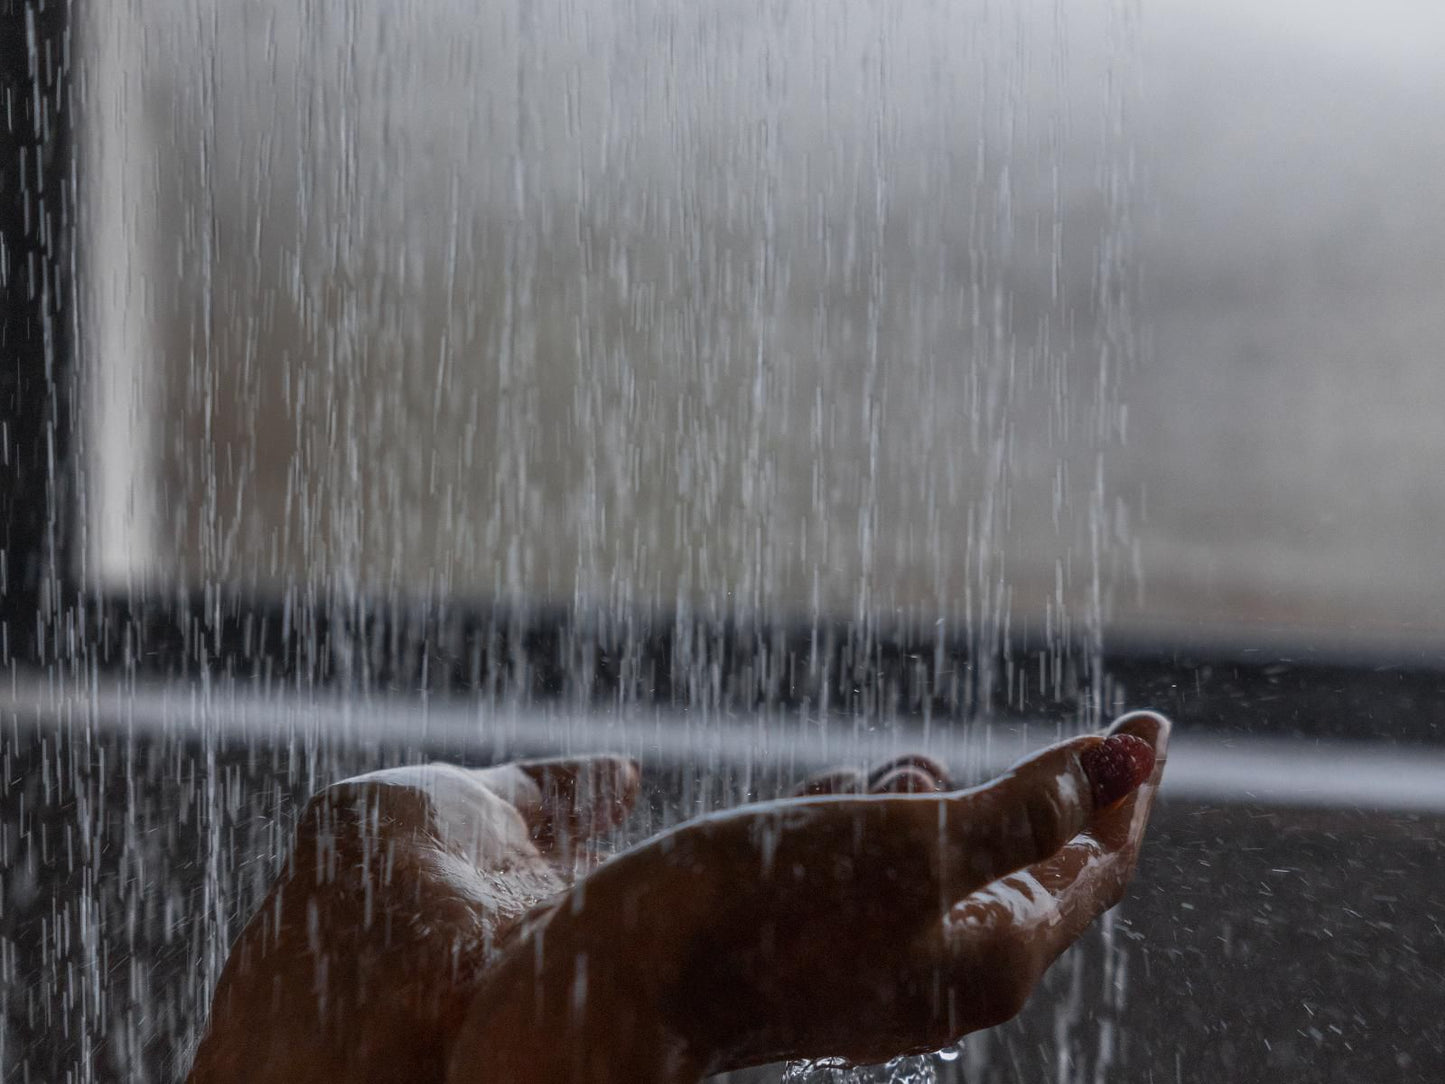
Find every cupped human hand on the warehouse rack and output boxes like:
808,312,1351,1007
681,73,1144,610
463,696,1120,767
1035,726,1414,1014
187,713,1168,1084
449,712,1169,1081
185,754,642,1084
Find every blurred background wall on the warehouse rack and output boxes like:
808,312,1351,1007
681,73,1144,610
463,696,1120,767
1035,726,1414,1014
83,0,1445,651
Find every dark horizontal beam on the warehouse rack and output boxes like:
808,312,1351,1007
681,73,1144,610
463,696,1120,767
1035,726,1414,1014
45,587,1445,746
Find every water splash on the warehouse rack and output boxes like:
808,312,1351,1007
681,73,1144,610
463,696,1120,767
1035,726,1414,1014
782,1050,951,1083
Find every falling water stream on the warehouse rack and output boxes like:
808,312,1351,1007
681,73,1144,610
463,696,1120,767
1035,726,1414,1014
8,0,1148,1079
16,0,1445,1080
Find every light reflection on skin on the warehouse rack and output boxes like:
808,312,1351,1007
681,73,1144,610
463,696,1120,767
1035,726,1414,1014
956,870,1049,929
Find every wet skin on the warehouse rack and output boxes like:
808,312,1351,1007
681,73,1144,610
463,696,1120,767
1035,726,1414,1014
187,712,1169,1084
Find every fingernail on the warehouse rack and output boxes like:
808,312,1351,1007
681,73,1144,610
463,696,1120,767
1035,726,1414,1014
1080,734,1156,809
873,766,943,794
866,754,951,789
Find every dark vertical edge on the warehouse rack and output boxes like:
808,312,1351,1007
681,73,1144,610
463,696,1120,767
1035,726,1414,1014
0,0,75,670
1,6,79,1078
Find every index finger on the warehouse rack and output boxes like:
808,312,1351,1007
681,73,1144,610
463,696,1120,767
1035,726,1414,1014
942,712,1171,962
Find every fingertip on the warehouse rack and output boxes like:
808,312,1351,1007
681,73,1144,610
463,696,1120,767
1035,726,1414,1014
601,755,643,822
865,754,954,791
1079,733,1156,809
871,766,946,794
516,754,644,837
613,754,642,791
1107,709,1170,741
1106,710,1171,763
